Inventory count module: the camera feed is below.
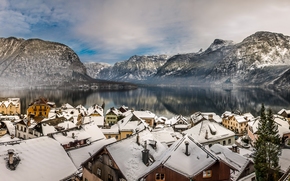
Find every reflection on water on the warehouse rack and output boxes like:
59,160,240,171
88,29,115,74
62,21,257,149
0,87,289,118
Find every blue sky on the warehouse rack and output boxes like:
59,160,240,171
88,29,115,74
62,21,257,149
1,0,290,64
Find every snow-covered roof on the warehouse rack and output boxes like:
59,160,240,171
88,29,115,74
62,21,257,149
151,127,180,146
248,115,290,137
0,137,77,181
87,104,103,116
133,110,156,119
1,121,15,135
183,120,235,144
106,129,167,181
146,135,218,178
222,111,254,123
106,107,120,115
0,134,20,142
165,115,188,125
83,116,104,126
278,109,290,115
279,149,290,173
67,138,116,168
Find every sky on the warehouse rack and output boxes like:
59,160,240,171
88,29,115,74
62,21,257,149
1,0,290,64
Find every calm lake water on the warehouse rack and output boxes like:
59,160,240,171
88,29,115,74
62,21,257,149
1,86,290,118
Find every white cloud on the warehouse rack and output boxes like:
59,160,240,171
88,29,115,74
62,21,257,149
1,0,290,64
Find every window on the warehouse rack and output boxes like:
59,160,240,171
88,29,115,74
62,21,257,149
115,135,118,139
223,140,226,145
228,139,231,144
155,173,165,180
84,178,88,181
108,174,113,181
108,159,112,166
203,170,212,178
97,168,101,177
88,162,92,170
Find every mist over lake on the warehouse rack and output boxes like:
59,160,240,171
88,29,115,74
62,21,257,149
1,86,289,118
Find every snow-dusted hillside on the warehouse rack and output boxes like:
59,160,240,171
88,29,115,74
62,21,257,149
91,31,290,88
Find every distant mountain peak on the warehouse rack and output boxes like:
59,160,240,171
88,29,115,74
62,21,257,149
207,39,234,52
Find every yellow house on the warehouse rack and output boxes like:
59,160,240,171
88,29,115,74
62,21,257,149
222,111,254,134
0,98,21,115
27,97,55,120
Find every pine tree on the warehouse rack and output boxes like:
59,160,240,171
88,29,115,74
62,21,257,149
254,104,281,181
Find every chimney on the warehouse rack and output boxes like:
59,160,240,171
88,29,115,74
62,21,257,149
232,144,238,153
185,141,190,156
136,133,140,145
142,141,149,165
8,149,14,165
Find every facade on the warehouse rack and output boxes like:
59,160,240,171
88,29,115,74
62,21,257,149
105,107,121,126
0,98,21,115
222,111,254,134
166,115,191,132
27,97,55,120
15,119,41,139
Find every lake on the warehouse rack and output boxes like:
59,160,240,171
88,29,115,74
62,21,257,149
1,86,289,118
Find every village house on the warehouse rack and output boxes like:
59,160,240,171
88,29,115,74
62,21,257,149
209,144,255,181
190,112,223,126
140,135,232,181
27,97,55,121
81,128,167,181
183,119,236,146
133,110,156,127
222,111,254,135
0,98,21,115
102,111,148,140
278,109,290,122
0,136,77,181
166,115,191,132
105,107,122,126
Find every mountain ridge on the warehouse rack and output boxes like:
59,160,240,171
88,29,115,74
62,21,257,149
85,31,290,88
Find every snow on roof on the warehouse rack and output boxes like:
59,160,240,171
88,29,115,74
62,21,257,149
157,135,217,178
83,116,104,126
106,129,167,181
87,105,103,116
106,107,120,115
67,138,116,168
133,110,155,119
151,127,178,146
209,144,250,172
279,149,290,172
0,134,20,142
117,112,148,132
62,103,75,109
249,115,290,136
0,137,77,181
53,130,91,145
183,120,235,144
278,109,290,115
166,115,188,125
82,122,106,141
1,121,15,135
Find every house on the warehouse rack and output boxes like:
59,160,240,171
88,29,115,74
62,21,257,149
190,112,223,126
15,118,42,139
166,115,191,132
140,135,232,181
133,110,156,127
0,98,20,115
102,111,148,140
105,107,121,126
27,97,55,121
247,115,290,145
87,104,104,117
209,144,255,181
183,119,236,146
278,109,290,122
222,111,254,134
0,136,77,181
81,128,167,181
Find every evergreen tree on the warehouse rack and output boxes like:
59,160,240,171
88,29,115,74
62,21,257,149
254,104,281,181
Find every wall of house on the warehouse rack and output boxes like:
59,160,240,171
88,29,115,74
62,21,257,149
15,124,40,139
105,113,118,126
83,151,122,181
104,133,120,140
27,104,50,118
193,161,230,181
142,165,189,181
205,136,235,147
222,117,248,134
0,102,20,115
120,130,133,140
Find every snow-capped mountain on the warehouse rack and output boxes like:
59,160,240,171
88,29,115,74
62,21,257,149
84,62,111,80
91,31,290,88
0,37,136,89
86,55,169,84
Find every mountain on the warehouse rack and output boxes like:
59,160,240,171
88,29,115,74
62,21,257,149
85,55,169,84
89,31,290,88
0,37,136,90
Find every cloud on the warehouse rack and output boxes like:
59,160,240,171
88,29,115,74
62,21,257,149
1,0,290,64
